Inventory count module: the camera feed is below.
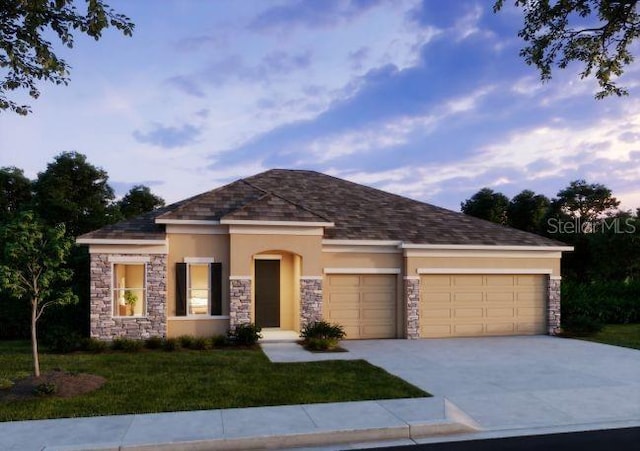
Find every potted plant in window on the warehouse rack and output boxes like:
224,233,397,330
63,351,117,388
124,290,138,316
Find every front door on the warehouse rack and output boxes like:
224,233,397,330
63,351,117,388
255,259,280,328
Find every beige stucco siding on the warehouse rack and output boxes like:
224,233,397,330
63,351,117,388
167,319,229,338
167,234,230,316
406,255,561,277
321,251,402,269
230,234,322,276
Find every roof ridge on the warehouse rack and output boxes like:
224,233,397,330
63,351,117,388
241,178,332,222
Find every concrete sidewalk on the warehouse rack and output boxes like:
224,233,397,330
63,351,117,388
0,397,477,451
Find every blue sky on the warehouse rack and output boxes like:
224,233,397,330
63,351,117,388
1,0,639,212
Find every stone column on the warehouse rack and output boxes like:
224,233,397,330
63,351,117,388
90,253,167,340
548,277,561,335
230,277,251,329
404,277,420,339
300,277,323,330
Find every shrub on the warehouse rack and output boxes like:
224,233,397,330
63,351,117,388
33,382,56,396
190,337,211,350
227,323,262,346
301,321,346,341
111,337,143,352
562,315,604,337
210,334,227,348
300,321,345,351
41,325,84,353
178,335,195,348
562,280,640,325
82,338,108,354
144,336,164,350
162,338,180,352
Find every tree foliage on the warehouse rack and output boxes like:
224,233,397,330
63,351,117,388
0,166,32,223
33,151,118,236
556,179,620,221
495,0,640,98
507,189,551,233
460,187,510,224
118,185,165,219
0,211,76,376
0,0,134,115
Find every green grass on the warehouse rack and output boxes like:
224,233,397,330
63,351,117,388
0,341,428,421
577,323,640,350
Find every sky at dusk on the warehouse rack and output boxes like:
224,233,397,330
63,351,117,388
1,0,639,212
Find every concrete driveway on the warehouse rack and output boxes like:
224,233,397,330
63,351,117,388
343,336,640,431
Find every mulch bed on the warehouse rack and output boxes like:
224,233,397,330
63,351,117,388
0,370,106,402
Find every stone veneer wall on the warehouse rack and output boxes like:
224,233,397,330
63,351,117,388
404,277,420,339
90,254,167,340
230,278,251,329
548,277,561,335
300,278,323,330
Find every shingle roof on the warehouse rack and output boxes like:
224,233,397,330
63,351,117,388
78,169,564,246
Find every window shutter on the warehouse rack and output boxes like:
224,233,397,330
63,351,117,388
210,262,222,316
176,263,187,316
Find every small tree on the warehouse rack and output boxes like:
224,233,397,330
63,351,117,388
0,211,76,376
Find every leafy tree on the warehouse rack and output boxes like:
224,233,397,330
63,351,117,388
0,166,32,223
33,151,118,237
118,185,165,219
556,179,620,221
1,0,134,115
461,188,510,224
507,189,550,233
494,0,640,98
0,211,76,376
587,211,640,281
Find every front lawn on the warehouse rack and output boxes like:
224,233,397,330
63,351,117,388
578,323,640,350
0,341,428,421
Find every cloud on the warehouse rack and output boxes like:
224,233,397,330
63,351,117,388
348,46,370,70
166,75,206,98
132,123,203,149
202,51,312,86
250,0,386,32
174,34,226,52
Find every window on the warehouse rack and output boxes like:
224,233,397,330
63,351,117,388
113,263,146,317
176,261,222,317
188,264,209,315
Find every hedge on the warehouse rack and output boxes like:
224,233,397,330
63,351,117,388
561,280,640,325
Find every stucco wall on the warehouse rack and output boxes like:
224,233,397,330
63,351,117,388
166,233,230,316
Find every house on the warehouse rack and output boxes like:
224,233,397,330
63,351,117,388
77,169,571,340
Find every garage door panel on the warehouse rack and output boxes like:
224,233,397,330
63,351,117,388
421,274,546,338
329,275,361,287
516,275,543,286
454,308,483,318
487,307,515,318
425,292,452,302
362,275,395,287
486,292,515,302
454,292,483,302
454,324,484,335
427,275,453,287
325,274,396,339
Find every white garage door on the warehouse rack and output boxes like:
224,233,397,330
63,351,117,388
420,274,546,338
324,274,396,339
